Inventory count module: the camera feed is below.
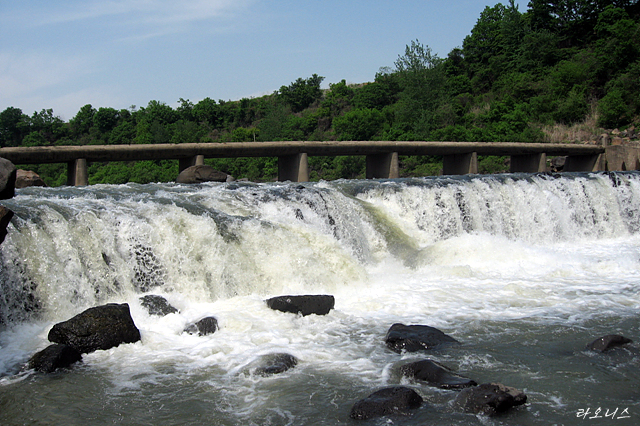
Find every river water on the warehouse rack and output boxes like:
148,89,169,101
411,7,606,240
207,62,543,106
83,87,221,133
0,172,638,425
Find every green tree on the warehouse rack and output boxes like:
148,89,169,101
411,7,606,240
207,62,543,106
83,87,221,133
0,107,28,147
278,74,325,113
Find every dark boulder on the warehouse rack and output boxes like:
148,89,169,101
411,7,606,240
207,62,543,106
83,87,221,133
350,386,423,420
453,383,527,416
176,165,228,184
140,295,179,316
385,323,459,353
0,158,16,200
28,344,82,373
15,169,47,188
0,205,13,245
48,303,140,354
400,359,477,389
266,294,335,316
249,353,298,376
587,334,632,352
184,316,218,336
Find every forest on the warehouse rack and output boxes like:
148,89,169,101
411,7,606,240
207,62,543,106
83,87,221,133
1,0,639,186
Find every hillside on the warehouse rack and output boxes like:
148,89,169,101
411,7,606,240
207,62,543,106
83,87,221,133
1,0,639,185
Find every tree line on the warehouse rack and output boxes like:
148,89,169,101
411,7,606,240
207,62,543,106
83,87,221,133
1,0,639,186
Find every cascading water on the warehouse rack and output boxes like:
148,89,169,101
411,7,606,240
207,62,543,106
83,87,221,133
0,172,638,425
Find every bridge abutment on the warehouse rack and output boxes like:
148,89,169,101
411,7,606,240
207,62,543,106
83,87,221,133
67,159,88,186
179,155,205,172
366,152,399,179
278,153,309,182
443,152,478,175
510,153,547,173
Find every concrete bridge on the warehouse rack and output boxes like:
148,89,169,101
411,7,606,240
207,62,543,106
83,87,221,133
0,140,636,186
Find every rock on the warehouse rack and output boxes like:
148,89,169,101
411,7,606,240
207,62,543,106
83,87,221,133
400,359,477,389
350,386,423,420
0,158,16,200
176,165,228,184
0,205,14,245
15,170,47,188
139,295,179,316
48,303,141,354
249,353,298,376
184,316,218,336
266,294,335,316
586,335,632,352
28,344,82,373
385,323,459,354
454,383,527,416
550,156,566,172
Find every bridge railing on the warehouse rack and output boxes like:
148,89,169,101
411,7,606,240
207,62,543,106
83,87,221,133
0,141,616,186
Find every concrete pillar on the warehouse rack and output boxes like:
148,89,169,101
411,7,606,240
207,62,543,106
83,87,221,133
604,146,640,171
564,154,601,172
366,152,399,179
179,154,205,172
278,153,309,182
443,152,478,175
67,158,88,186
510,153,546,173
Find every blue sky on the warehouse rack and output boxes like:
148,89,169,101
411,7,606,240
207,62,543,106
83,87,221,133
1,1,522,121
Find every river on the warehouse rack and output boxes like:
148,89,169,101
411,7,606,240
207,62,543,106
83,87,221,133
0,172,638,425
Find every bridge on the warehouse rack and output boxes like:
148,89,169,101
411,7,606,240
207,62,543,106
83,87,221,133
0,140,636,186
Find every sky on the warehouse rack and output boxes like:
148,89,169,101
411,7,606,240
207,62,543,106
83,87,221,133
0,0,524,121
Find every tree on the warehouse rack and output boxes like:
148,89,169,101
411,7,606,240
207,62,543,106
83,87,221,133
0,107,28,147
278,74,325,113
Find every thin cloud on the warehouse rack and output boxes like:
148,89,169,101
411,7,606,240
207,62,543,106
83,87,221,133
27,0,254,27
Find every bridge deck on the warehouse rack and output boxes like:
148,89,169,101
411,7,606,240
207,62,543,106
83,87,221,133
0,141,604,164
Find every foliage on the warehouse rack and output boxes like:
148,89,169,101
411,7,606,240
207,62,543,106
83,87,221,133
3,0,640,184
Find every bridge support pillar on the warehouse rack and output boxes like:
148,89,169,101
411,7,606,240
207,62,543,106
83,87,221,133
67,158,88,186
179,155,205,172
443,152,477,175
510,153,547,173
366,152,399,179
564,154,602,172
278,153,309,182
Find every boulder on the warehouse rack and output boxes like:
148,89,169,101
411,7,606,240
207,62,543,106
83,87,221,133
48,303,140,354
0,205,14,245
139,295,179,316
0,158,16,200
15,170,47,188
176,165,228,184
28,344,82,373
350,386,423,420
586,334,632,352
385,323,459,353
266,294,335,316
250,353,298,376
453,383,527,416
400,359,477,389
184,316,218,336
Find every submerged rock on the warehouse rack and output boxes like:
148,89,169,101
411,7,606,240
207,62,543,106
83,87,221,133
48,303,140,354
28,344,82,373
140,295,179,316
176,165,228,184
248,353,298,376
350,386,423,420
586,334,632,352
184,316,218,336
266,294,335,316
400,359,477,389
385,323,459,353
453,382,527,416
